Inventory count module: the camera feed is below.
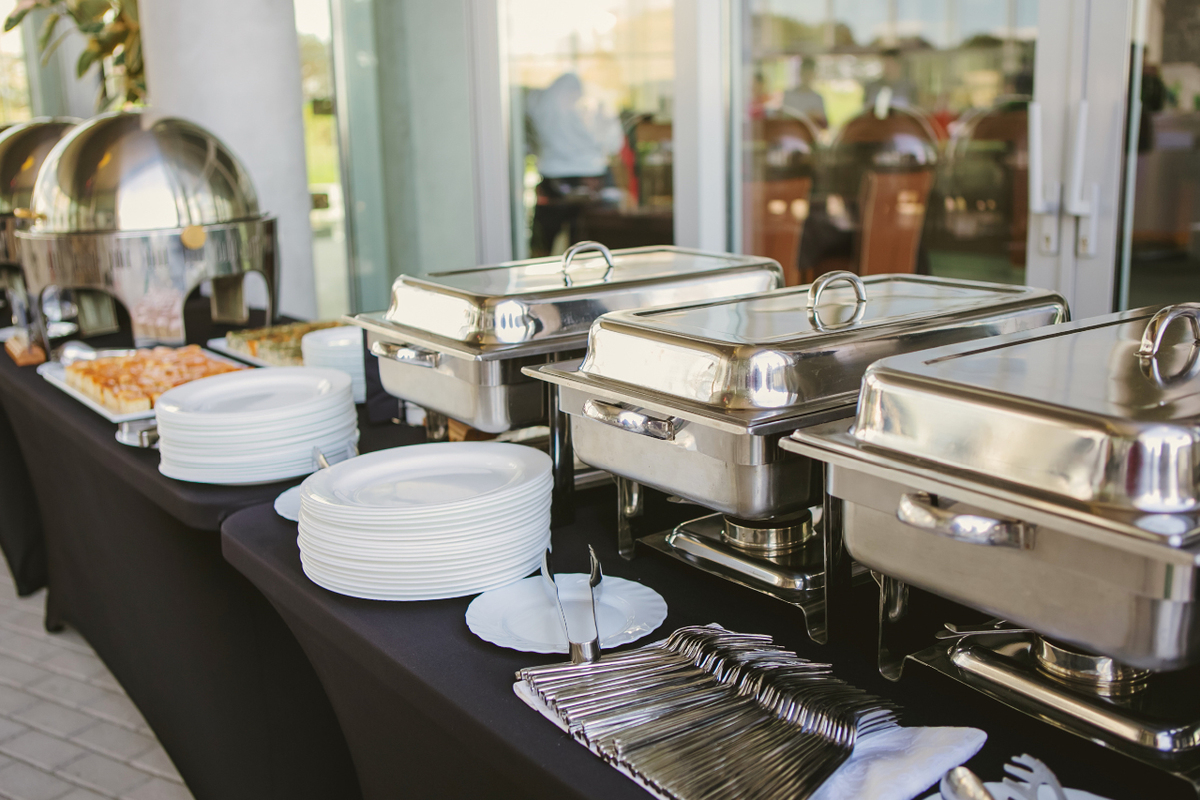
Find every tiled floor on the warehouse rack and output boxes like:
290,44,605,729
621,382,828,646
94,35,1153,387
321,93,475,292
0,571,193,800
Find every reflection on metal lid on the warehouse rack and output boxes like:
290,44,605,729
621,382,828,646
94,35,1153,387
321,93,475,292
577,274,1067,412
28,110,260,234
853,304,1200,513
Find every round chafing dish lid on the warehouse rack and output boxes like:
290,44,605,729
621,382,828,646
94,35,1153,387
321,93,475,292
577,273,1068,411
0,118,80,216
377,245,783,348
27,109,260,234
852,304,1200,513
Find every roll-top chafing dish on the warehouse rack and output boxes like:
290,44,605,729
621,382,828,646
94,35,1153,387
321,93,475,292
351,243,783,435
17,110,278,348
0,118,79,327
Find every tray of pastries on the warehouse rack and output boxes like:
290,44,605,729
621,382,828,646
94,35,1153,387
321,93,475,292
209,321,344,367
38,344,247,422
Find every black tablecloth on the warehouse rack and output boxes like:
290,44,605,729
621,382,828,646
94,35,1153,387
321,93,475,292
0,349,424,800
222,487,1190,800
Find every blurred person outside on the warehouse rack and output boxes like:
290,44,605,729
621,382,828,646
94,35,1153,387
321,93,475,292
525,72,624,256
863,49,917,109
782,58,827,128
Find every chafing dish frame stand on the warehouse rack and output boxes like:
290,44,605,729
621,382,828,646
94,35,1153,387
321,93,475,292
784,426,1200,796
873,580,1200,796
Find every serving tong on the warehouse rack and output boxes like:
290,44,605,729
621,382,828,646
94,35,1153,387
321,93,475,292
541,546,603,664
517,624,899,799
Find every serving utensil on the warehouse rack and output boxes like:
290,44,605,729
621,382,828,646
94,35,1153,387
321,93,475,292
940,766,996,800
542,547,601,664
517,624,898,799
1002,753,1067,800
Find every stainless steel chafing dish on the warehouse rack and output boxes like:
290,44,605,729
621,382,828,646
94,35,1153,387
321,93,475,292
351,242,783,435
527,272,1067,639
784,303,1200,780
17,110,278,348
0,118,79,327
785,303,1200,670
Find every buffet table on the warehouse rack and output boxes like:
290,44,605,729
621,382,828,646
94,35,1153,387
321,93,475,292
0,350,421,800
222,487,1192,800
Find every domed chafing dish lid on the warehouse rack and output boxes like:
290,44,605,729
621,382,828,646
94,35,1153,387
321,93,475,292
0,118,80,216
27,109,260,234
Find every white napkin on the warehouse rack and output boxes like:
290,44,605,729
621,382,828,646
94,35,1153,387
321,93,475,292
812,726,987,800
924,784,1112,800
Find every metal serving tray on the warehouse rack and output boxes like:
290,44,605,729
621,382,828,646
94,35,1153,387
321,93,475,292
783,418,1200,671
352,243,783,433
528,273,1068,518
852,304,1200,513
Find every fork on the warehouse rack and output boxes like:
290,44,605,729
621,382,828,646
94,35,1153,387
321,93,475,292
1001,753,1068,800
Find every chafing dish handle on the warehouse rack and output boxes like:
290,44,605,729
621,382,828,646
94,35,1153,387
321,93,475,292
1137,304,1200,387
560,241,615,287
582,399,675,441
805,271,867,330
896,492,1031,549
370,341,438,368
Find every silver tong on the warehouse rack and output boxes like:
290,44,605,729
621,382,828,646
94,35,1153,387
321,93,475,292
541,546,604,664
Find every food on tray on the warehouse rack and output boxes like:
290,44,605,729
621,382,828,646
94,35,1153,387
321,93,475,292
64,344,244,414
5,331,45,367
224,321,343,366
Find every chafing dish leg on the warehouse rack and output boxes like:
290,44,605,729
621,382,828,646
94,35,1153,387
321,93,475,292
814,490,852,646
877,573,910,681
423,411,449,443
548,378,575,526
617,477,644,560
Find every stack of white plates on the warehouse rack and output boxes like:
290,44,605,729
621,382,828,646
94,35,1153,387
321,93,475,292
157,368,359,485
297,442,552,601
302,327,366,403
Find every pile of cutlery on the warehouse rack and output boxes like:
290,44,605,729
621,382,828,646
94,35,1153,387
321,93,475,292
517,624,899,800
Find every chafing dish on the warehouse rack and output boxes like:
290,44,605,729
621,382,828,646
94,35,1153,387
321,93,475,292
17,110,278,348
528,272,1066,639
0,118,79,327
351,242,782,519
783,303,1200,783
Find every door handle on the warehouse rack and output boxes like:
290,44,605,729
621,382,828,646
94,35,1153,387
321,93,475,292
1027,101,1061,255
1064,99,1099,258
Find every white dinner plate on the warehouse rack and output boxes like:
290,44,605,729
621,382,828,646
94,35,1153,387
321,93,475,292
302,555,541,601
298,475,551,525
298,496,551,537
302,326,363,353
298,538,549,581
465,573,668,654
297,522,550,564
156,368,352,423
302,443,551,513
275,486,303,521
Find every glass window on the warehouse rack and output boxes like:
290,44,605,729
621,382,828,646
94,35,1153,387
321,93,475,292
1120,0,1200,309
504,0,674,258
739,0,1036,285
295,0,351,318
0,0,31,124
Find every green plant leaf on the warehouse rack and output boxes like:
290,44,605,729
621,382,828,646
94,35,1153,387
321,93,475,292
76,42,99,77
36,11,59,53
4,0,42,32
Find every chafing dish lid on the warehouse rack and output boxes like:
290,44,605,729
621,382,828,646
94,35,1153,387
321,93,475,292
28,110,260,234
376,243,782,347
851,304,1200,513
578,272,1067,410
0,118,79,216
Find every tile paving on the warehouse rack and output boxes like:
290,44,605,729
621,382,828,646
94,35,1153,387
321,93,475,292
0,571,193,800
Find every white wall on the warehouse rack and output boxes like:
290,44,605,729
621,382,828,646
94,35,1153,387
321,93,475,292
140,0,317,320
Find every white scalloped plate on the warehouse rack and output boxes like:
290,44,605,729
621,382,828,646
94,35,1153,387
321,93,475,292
466,573,667,654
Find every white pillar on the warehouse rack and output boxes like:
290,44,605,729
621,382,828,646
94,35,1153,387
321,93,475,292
140,0,317,320
673,1,729,252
